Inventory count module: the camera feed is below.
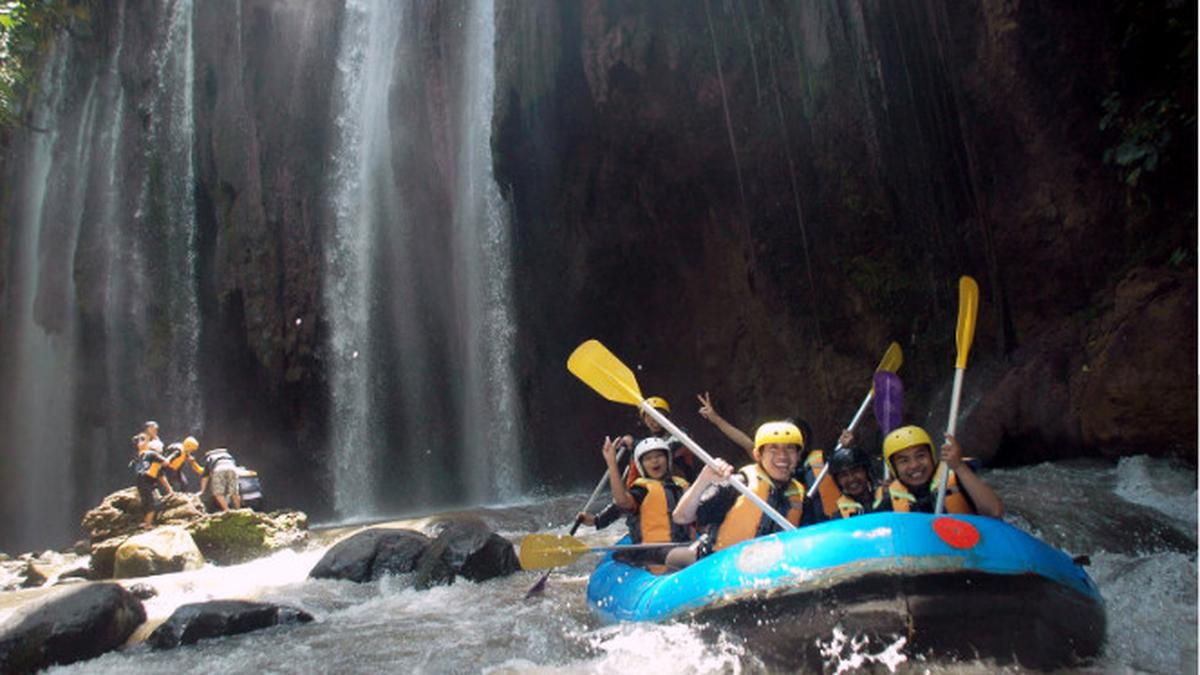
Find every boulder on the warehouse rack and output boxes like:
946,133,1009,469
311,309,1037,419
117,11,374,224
81,489,208,544
186,509,310,565
0,551,90,590
88,536,129,580
127,583,158,600
309,528,430,582
1076,267,1197,458
0,582,145,674
146,600,312,649
413,517,520,589
113,527,205,579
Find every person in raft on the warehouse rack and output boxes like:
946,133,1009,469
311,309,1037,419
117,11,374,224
129,433,174,528
666,421,808,570
578,436,692,571
826,441,886,518
621,396,702,486
696,392,835,522
876,425,1004,517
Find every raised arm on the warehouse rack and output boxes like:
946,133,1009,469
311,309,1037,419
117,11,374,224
941,435,1004,518
697,392,754,455
673,457,734,525
602,436,636,512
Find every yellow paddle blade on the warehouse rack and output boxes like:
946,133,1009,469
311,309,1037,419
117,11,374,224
877,341,903,373
867,341,903,395
518,533,592,570
955,276,980,369
566,340,643,407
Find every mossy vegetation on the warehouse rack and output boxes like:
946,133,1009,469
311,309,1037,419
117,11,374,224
187,511,268,565
0,0,91,128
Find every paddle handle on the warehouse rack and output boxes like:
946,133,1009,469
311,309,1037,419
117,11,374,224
640,402,795,532
934,367,965,514
806,390,873,498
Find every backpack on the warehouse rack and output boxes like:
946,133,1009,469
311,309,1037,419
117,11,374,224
129,451,163,478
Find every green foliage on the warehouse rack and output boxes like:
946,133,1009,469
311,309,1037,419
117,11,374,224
1098,0,1196,193
1100,93,1186,188
844,251,919,315
0,0,90,128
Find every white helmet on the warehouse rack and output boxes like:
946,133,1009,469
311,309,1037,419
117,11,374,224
634,437,672,476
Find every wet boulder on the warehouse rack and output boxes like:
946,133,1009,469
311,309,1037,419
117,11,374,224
309,528,431,582
88,535,129,580
127,582,158,600
113,526,205,579
186,509,310,565
81,488,207,544
147,600,313,649
413,517,520,589
0,551,90,591
0,582,145,674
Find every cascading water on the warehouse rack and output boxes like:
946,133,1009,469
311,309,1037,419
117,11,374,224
325,0,402,519
456,0,521,501
326,0,522,518
0,42,78,554
136,0,202,431
0,0,203,552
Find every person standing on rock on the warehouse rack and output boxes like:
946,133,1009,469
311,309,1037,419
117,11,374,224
142,421,165,455
130,433,174,528
199,447,241,511
164,436,205,491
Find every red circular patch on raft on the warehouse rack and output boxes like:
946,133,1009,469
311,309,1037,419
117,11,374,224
932,517,980,549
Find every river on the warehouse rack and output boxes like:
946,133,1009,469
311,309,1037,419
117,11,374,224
25,455,1196,674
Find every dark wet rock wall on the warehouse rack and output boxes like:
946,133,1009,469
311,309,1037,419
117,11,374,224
0,1,1193,552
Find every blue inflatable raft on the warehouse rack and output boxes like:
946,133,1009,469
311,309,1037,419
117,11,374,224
587,512,1105,668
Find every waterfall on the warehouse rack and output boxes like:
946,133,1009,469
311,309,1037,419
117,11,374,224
326,0,522,518
457,0,521,501
139,0,202,430
0,42,78,553
326,0,402,517
0,0,202,552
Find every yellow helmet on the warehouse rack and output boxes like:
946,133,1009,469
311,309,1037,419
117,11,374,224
645,396,671,413
883,426,934,464
183,436,199,452
753,421,804,453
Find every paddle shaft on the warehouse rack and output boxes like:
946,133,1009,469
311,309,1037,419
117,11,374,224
579,445,627,519
934,367,965,514
592,542,682,552
524,446,626,597
640,402,795,532
805,389,873,498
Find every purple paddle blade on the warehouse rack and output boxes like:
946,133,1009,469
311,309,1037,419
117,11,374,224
873,371,904,435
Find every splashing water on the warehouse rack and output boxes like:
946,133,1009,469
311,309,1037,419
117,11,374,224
817,626,907,674
30,456,1197,674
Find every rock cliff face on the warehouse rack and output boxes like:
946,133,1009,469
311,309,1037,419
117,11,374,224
0,1,1193,551
492,0,1196,480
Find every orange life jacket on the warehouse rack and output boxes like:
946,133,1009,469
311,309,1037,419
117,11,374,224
878,469,974,514
714,465,805,551
803,449,843,517
834,494,865,519
630,476,691,544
